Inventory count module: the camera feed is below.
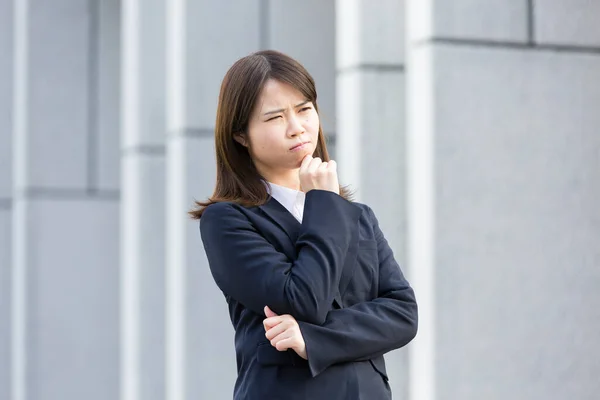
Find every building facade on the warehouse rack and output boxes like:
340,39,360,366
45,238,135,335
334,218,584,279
1,1,599,399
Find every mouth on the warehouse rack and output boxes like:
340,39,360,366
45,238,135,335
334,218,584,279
290,142,309,151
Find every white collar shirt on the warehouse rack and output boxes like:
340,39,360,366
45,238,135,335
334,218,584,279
267,182,306,223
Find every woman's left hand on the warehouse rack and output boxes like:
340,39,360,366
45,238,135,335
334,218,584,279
263,306,308,360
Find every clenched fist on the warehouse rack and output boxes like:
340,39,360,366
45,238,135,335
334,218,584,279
299,155,339,195
263,306,307,360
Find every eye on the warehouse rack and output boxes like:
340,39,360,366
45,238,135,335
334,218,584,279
300,106,312,112
266,115,282,122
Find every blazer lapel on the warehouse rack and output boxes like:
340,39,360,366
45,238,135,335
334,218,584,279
258,197,301,258
259,196,360,310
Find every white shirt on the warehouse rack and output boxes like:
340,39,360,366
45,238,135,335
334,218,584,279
267,182,306,223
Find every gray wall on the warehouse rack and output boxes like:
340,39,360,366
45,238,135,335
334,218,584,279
1,0,13,397
1,1,598,400
336,0,409,397
9,1,120,399
407,1,600,399
162,1,338,399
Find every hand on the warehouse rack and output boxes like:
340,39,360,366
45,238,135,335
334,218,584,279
299,155,339,195
263,306,307,360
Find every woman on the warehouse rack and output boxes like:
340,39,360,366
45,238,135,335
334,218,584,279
190,50,418,400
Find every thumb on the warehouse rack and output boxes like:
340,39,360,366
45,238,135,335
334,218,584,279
264,305,278,318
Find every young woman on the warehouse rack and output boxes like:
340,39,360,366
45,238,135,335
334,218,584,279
190,50,418,400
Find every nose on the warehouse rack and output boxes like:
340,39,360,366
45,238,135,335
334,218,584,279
286,114,305,138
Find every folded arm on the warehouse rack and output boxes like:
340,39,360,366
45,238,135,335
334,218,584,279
200,190,362,325
298,205,418,377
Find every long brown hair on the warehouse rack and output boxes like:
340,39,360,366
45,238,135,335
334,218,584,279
189,50,351,219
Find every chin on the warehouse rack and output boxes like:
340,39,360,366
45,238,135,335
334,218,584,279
300,146,316,160
289,153,308,168
285,144,316,167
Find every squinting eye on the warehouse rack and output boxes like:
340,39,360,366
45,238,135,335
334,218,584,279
300,107,312,112
266,116,282,122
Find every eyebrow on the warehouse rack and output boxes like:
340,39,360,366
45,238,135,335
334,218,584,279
263,100,310,117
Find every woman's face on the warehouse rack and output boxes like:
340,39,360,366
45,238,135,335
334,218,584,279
240,79,320,178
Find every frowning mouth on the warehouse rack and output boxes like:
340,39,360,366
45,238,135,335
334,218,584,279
290,142,309,151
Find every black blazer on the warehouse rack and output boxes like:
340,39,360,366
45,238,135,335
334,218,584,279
200,190,418,400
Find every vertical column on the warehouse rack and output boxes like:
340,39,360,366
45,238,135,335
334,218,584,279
165,2,260,399
120,1,166,400
405,4,435,399
407,1,600,399
336,0,409,397
98,0,121,192
11,1,120,399
0,0,13,399
266,0,337,151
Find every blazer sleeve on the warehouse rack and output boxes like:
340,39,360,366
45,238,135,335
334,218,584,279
297,205,418,377
200,190,362,325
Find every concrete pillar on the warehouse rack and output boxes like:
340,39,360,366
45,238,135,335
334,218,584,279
165,2,260,399
406,1,600,399
335,0,409,397
266,0,337,151
120,0,166,400
1,0,13,398
11,1,120,399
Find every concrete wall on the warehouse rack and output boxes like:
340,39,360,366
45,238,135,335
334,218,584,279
164,1,339,399
1,0,13,397
407,1,600,399
10,1,120,399
336,0,409,397
1,1,598,400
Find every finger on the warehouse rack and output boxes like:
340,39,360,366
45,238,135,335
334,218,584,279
265,322,289,342
309,157,322,167
326,159,337,171
317,161,328,171
263,316,282,330
307,157,322,174
264,305,278,318
274,337,297,352
263,316,283,331
270,330,293,350
300,154,313,171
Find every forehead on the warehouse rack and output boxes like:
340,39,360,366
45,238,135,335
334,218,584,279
256,79,306,109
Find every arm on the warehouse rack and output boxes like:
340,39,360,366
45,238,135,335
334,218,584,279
200,190,362,325
297,205,418,377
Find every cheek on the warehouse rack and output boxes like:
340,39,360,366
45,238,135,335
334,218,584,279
308,113,320,135
249,127,278,152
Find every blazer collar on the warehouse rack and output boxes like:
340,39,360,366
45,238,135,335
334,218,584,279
258,195,355,310
258,196,301,246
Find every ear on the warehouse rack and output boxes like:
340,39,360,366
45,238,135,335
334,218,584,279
233,132,248,147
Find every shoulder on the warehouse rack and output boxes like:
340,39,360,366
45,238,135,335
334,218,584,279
350,202,383,237
351,201,376,220
200,201,254,230
201,201,236,218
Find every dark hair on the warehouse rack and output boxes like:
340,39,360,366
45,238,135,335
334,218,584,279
189,50,351,219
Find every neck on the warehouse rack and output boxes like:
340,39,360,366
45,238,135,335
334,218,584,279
262,169,301,191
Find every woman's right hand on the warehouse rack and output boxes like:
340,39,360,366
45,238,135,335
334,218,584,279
263,306,308,360
299,155,339,194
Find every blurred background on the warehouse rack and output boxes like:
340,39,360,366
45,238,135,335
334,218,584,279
1,1,599,399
